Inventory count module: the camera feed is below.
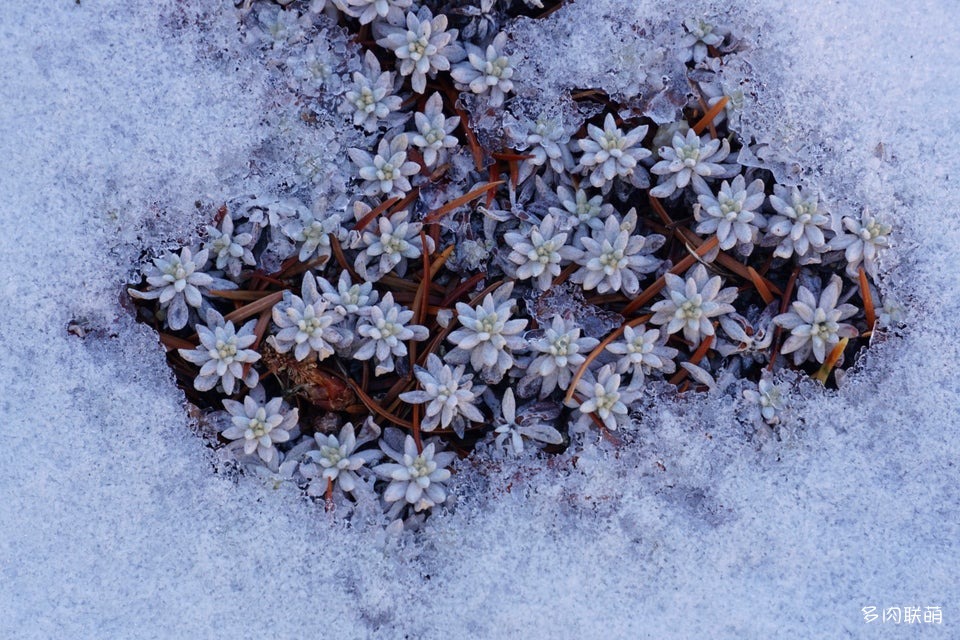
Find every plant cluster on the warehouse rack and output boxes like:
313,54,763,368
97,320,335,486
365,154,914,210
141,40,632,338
129,0,901,526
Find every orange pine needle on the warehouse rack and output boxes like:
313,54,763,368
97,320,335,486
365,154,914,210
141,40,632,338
423,181,505,224
563,315,651,405
448,97,484,171
329,235,361,282
492,151,535,161
346,378,414,429
242,308,273,385
648,194,673,225
413,233,432,325
223,290,284,324
767,266,801,372
551,263,578,287
412,404,422,453
352,196,401,232
812,338,850,384
621,235,720,316
391,189,421,215
747,266,775,305
206,289,278,301
441,272,487,306
692,96,729,135
324,478,334,512
376,275,422,292
159,333,196,352
650,193,782,297
668,334,714,386
858,266,876,329
429,244,454,279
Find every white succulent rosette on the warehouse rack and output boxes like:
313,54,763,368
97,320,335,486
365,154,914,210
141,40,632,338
493,388,563,455
128,246,235,331
400,353,486,434
576,113,651,189
268,272,346,361
178,308,260,395
570,209,664,296
650,264,738,346
300,421,382,496
773,275,858,364
353,292,428,375
221,386,299,465
444,283,528,384
373,429,456,512
503,213,579,291
374,6,464,94
650,129,735,198
339,50,404,132
694,175,767,255
450,31,514,107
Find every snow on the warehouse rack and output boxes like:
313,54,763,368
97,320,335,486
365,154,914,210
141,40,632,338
1,0,957,638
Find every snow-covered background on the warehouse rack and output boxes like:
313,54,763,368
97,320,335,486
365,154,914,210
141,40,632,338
1,0,957,637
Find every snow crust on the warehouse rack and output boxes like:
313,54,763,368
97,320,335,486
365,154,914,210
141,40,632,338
1,0,957,637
